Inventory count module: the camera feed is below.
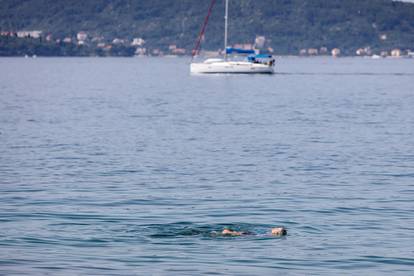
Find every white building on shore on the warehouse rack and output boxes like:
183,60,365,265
17,30,42,38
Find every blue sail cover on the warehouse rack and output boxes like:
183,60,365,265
226,47,255,54
247,54,273,62
255,54,273,58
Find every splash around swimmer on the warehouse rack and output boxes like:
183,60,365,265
220,226,287,237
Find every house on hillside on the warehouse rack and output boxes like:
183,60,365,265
112,38,127,45
254,36,266,48
63,37,72,43
152,49,163,56
331,48,341,57
91,36,105,43
171,48,186,55
168,45,186,55
17,30,42,38
0,31,13,36
77,31,88,42
319,47,328,55
45,34,53,42
233,43,253,50
135,48,146,56
356,48,365,56
391,49,401,57
131,38,145,46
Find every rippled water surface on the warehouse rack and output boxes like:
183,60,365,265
0,57,413,275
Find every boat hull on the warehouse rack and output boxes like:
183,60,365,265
190,61,274,74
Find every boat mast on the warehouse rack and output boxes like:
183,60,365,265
191,0,217,61
224,0,228,60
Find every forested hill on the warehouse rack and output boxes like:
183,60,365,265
1,0,414,55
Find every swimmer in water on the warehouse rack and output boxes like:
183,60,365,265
221,227,287,237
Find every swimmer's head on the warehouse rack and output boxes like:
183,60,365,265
271,227,287,236
222,228,243,236
222,228,233,235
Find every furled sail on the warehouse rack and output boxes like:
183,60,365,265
225,47,255,54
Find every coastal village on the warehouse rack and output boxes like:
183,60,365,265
1,29,413,58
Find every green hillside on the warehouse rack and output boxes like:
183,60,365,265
0,0,414,56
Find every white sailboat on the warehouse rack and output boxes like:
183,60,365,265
190,0,275,74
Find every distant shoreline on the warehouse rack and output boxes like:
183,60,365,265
1,55,412,59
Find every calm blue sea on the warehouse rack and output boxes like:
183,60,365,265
0,57,413,275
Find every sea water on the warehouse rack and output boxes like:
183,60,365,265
0,57,413,275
